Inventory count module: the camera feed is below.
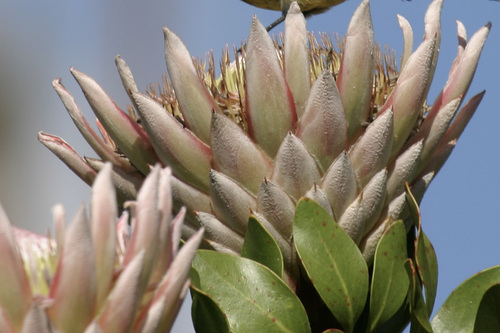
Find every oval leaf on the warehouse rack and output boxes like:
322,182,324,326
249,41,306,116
372,299,410,333
410,269,433,333
293,198,369,333
406,183,438,315
190,250,310,333
473,284,500,332
416,230,438,315
432,266,500,333
369,221,410,331
190,285,229,333
241,215,284,278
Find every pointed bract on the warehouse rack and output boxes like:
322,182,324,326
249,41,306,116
0,206,32,331
416,97,461,172
350,110,393,187
321,152,358,221
387,140,423,201
305,185,334,218
97,251,145,333
38,132,97,186
48,205,96,333
71,68,158,175
170,176,212,222
122,165,164,289
272,133,321,201
209,170,256,234
297,71,348,172
337,0,374,141
440,91,485,148
115,55,140,112
196,212,244,253
397,14,413,71
245,16,297,157
433,22,490,115
338,194,366,244
360,169,387,238
284,2,309,117
147,228,204,332
381,32,436,155
133,92,212,192
52,78,133,172
257,179,295,240
164,27,220,144
90,163,117,310
211,112,273,194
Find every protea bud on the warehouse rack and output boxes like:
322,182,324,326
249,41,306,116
0,163,203,332
39,0,488,292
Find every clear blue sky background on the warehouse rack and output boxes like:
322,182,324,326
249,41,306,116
0,0,498,331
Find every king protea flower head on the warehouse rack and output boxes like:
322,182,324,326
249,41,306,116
39,0,489,284
0,163,203,332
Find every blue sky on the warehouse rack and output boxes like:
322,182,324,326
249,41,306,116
0,0,499,331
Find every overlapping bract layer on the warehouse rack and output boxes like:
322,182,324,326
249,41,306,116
39,0,489,280
0,164,203,332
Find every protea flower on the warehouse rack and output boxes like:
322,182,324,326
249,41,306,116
39,0,489,288
0,163,204,332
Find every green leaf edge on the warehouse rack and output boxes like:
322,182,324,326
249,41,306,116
473,283,500,332
190,284,230,333
190,250,310,333
431,265,500,333
293,197,369,333
241,215,284,278
368,221,410,331
405,183,438,316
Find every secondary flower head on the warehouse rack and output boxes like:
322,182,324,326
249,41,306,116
39,0,489,283
0,164,203,332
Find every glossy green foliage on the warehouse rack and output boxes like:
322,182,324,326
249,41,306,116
189,188,500,333
409,267,433,333
432,266,500,333
241,215,284,277
403,183,437,332
474,284,500,332
294,198,369,333
405,183,438,317
368,221,410,331
190,250,310,333
190,285,229,333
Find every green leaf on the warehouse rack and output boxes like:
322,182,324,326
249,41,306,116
416,231,438,315
474,283,500,332
190,250,310,333
405,183,438,315
374,298,410,333
410,270,433,333
293,198,369,333
369,221,410,331
432,266,500,333
403,259,433,333
405,259,416,309
191,285,229,333
241,215,283,277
